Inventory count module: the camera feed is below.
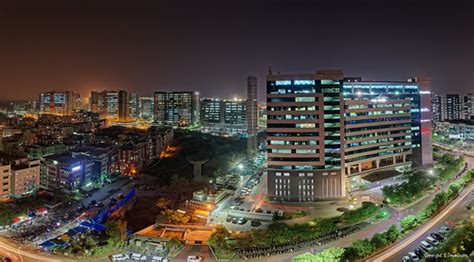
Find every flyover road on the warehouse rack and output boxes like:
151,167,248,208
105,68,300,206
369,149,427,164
368,183,474,262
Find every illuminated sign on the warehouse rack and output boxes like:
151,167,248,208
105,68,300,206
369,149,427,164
419,91,431,95
370,97,387,103
421,119,431,123
275,80,291,85
72,166,81,172
294,80,315,85
421,108,430,112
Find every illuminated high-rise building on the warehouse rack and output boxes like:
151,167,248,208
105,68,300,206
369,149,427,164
266,69,432,201
39,91,80,116
247,76,258,155
153,91,200,126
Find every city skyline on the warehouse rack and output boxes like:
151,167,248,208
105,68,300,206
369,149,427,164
0,0,473,100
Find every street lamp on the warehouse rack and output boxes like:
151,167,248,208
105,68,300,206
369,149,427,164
238,164,244,170
428,169,434,175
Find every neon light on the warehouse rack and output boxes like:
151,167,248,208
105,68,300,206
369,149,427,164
421,108,430,112
419,91,431,94
421,119,431,123
72,166,81,172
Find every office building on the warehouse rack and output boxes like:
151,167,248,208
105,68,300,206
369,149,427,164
247,76,259,155
200,98,247,134
153,91,200,126
40,91,80,116
266,69,432,201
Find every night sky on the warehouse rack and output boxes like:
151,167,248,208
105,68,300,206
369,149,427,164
0,0,472,101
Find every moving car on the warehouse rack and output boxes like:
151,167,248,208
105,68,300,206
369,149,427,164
111,254,129,261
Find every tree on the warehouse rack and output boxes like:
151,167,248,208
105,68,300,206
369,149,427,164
209,225,233,252
295,247,345,262
156,209,191,224
384,225,400,243
155,197,171,209
400,215,418,232
341,239,375,261
105,219,128,247
371,233,388,249
447,183,461,199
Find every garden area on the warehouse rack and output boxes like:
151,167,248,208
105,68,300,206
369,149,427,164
382,153,464,207
145,129,247,185
209,202,383,259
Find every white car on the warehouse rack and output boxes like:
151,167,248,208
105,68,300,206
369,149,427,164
439,226,450,234
420,241,433,251
131,253,147,261
426,236,439,246
408,251,419,261
187,255,203,262
111,254,129,261
402,256,410,262
152,256,163,262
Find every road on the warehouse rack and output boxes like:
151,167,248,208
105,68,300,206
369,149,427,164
369,183,474,262
0,177,135,262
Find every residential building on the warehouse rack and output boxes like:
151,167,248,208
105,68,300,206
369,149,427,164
247,76,258,155
39,91,80,116
139,96,154,121
0,163,11,202
153,91,200,126
10,159,40,198
42,153,94,192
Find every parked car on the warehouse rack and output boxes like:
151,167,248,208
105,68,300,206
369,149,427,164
402,255,410,262
251,220,261,227
426,236,439,246
238,217,247,225
187,255,203,262
130,253,146,261
408,251,419,261
430,232,445,241
151,256,163,262
439,226,450,234
420,241,433,251
414,248,425,258
111,254,129,261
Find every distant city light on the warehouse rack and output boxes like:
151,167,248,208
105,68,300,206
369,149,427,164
238,164,244,170
72,166,81,172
